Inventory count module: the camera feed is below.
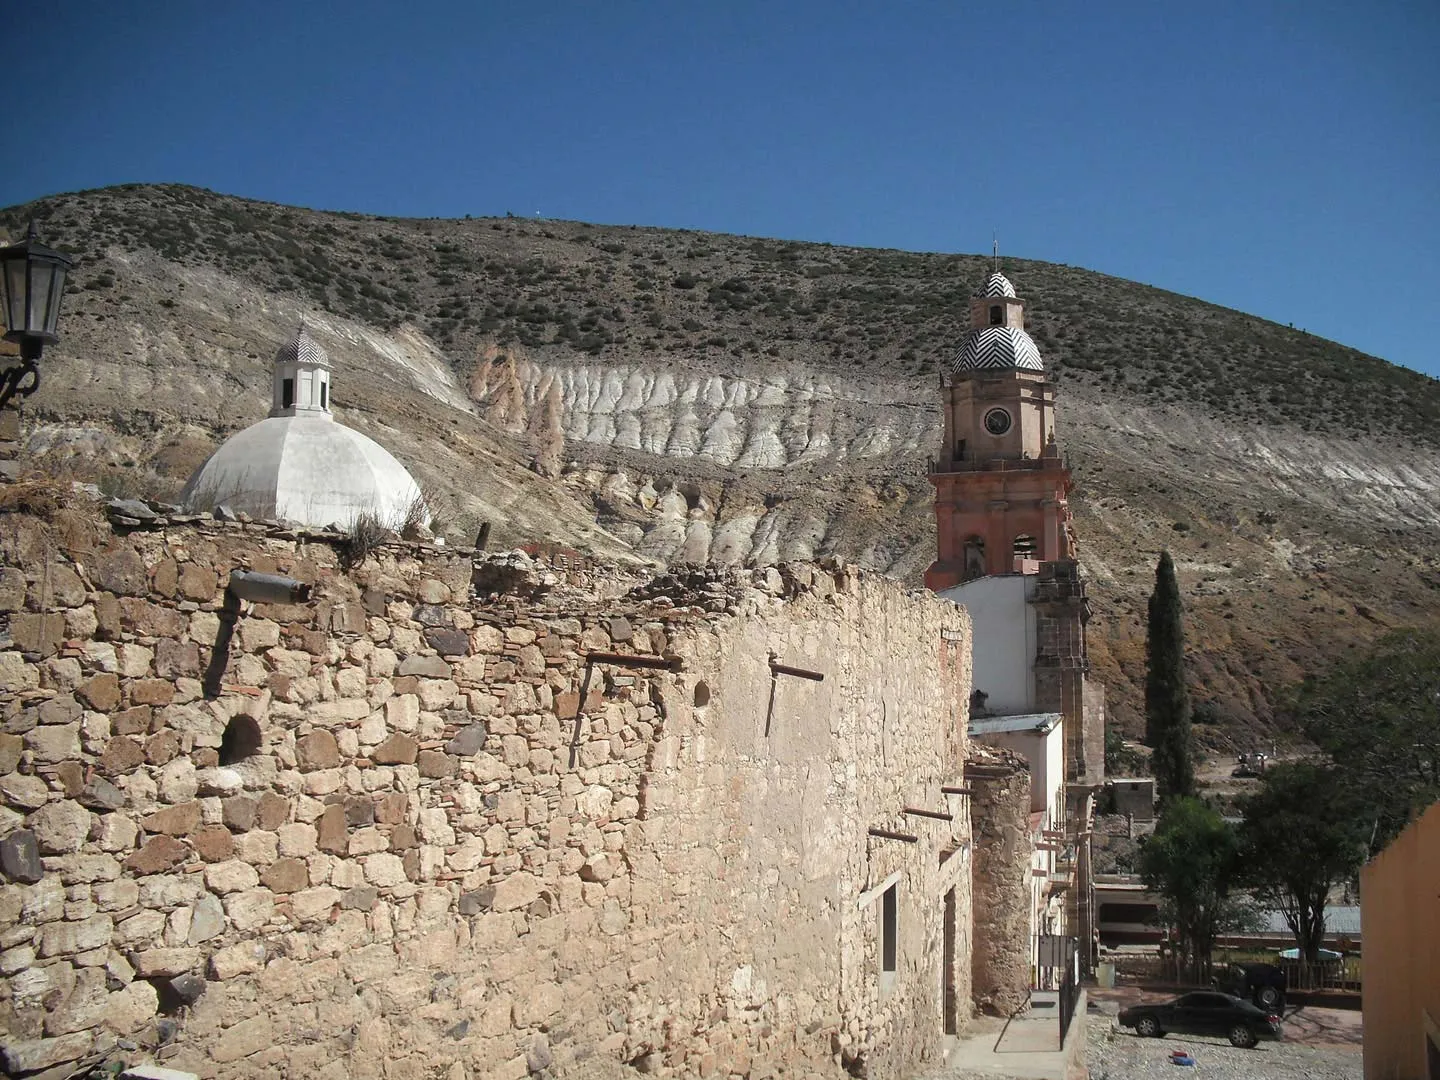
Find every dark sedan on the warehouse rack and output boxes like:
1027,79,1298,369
1118,991,1282,1048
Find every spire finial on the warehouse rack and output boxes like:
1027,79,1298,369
993,232,999,271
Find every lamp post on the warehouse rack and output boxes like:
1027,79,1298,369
0,222,75,410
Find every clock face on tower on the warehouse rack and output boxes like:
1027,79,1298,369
984,408,1012,436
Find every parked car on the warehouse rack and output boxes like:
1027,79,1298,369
1217,961,1288,1009
1118,991,1282,1048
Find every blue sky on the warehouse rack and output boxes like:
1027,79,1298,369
6,1,1438,375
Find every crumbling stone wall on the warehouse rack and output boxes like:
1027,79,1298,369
966,746,1032,1017
0,506,972,1080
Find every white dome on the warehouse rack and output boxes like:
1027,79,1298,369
181,414,424,530
981,271,1016,298
951,326,1044,373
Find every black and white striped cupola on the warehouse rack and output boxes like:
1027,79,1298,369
949,267,1044,374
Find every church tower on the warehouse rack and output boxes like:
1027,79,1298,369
924,267,1076,590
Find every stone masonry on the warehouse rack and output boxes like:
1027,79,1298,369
0,502,974,1080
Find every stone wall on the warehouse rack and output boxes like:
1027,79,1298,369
966,747,1032,1017
0,505,972,1080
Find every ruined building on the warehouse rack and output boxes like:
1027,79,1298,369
0,503,981,1079
926,265,1105,983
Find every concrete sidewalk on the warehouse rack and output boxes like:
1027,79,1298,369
931,991,1088,1080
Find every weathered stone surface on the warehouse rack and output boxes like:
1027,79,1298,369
423,628,469,656
141,801,203,837
26,722,81,764
444,722,488,757
316,804,348,854
0,829,42,883
222,795,257,832
76,776,126,811
9,612,66,656
211,1013,273,1063
209,940,266,980
295,730,341,771
192,825,234,862
398,654,449,678
205,859,260,894
256,791,290,830
0,1032,94,1074
491,871,543,912
343,796,375,827
110,705,152,736
100,735,146,775
77,672,122,712
39,913,113,956
95,548,147,596
341,885,378,911
188,893,225,944
260,857,308,894
0,772,49,810
416,750,456,778
154,638,201,678
372,733,418,765
103,977,159,1033
29,801,93,854
144,730,180,766
168,971,207,1006
128,678,175,706
124,835,190,875
0,732,22,774
44,967,110,1036
131,946,202,977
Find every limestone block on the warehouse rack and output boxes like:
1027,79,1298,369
348,827,389,856
0,650,41,692
188,893,225,944
29,801,93,854
373,733,418,765
156,758,199,803
232,830,278,865
77,672,122,712
163,905,192,947
261,857,309,893
39,913,113,957
117,643,155,678
103,977,159,1034
137,872,204,909
238,617,282,652
385,695,420,733
25,723,81,765
9,613,66,657
256,791,290,830
130,946,201,977
417,809,455,847
221,795,257,832
22,876,67,922
92,878,140,912
317,804,348,854
296,730,342,771
141,800,202,837
195,767,244,796
115,909,167,948
363,852,407,887
154,639,201,679
209,940,266,980
1,943,35,974
204,859,260,894
276,821,317,857
0,774,49,813
0,1032,94,1075
291,886,342,922
224,888,275,930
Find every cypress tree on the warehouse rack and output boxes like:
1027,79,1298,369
1146,550,1194,798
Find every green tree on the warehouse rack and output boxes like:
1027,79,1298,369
1295,628,1440,853
1140,797,1240,981
1146,550,1194,799
1238,762,1367,963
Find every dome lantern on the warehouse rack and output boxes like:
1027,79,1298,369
270,325,333,418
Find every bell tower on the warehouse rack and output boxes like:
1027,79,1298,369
924,267,1076,590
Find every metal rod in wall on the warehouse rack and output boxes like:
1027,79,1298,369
941,786,974,796
902,807,953,821
769,659,824,681
867,827,919,844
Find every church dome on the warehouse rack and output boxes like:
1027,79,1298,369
951,326,1044,373
180,327,425,530
981,271,1016,298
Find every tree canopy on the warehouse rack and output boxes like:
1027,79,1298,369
1145,550,1194,799
1295,628,1440,854
1239,762,1368,962
1140,797,1239,980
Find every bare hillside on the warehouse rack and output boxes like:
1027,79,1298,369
4,184,1439,747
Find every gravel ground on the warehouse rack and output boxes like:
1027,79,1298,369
1087,1017,1362,1079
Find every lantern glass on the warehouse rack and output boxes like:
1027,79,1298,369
26,261,56,336
1,257,24,337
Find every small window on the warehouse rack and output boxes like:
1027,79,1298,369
281,378,295,409
954,439,966,460
1013,534,1037,559
319,382,327,409
880,883,898,990
989,305,1003,326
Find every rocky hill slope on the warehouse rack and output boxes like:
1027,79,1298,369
4,184,1439,748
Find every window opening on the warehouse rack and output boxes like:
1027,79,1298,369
880,883,898,990
1013,534,1038,559
281,378,294,409
989,305,1003,326
693,681,711,708
219,715,263,765
319,382,327,409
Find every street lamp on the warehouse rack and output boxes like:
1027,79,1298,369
0,222,75,410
